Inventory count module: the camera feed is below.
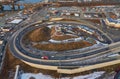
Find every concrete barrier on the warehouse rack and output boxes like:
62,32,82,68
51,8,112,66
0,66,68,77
23,59,120,74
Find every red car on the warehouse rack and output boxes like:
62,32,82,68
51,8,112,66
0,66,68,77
41,56,49,60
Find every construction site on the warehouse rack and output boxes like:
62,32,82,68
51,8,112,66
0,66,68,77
0,0,120,79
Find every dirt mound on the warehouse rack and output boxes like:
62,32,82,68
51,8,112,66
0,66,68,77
51,26,56,36
34,41,92,51
50,26,78,40
52,35,78,41
29,27,51,42
27,25,94,51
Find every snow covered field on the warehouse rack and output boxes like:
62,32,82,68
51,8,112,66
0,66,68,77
21,71,105,79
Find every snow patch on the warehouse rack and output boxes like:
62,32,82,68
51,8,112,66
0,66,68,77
73,71,105,79
49,37,82,43
47,25,54,28
20,71,105,79
8,19,23,24
21,73,53,79
62,71,105,79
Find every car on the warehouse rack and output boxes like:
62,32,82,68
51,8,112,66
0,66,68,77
41,56,49,60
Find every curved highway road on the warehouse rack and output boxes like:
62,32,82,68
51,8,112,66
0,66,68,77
9,20,120,69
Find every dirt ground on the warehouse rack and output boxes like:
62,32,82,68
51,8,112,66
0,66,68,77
0,48,61,79
1,47,120,79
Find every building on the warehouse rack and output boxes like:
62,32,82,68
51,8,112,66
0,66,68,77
44,0,49,3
